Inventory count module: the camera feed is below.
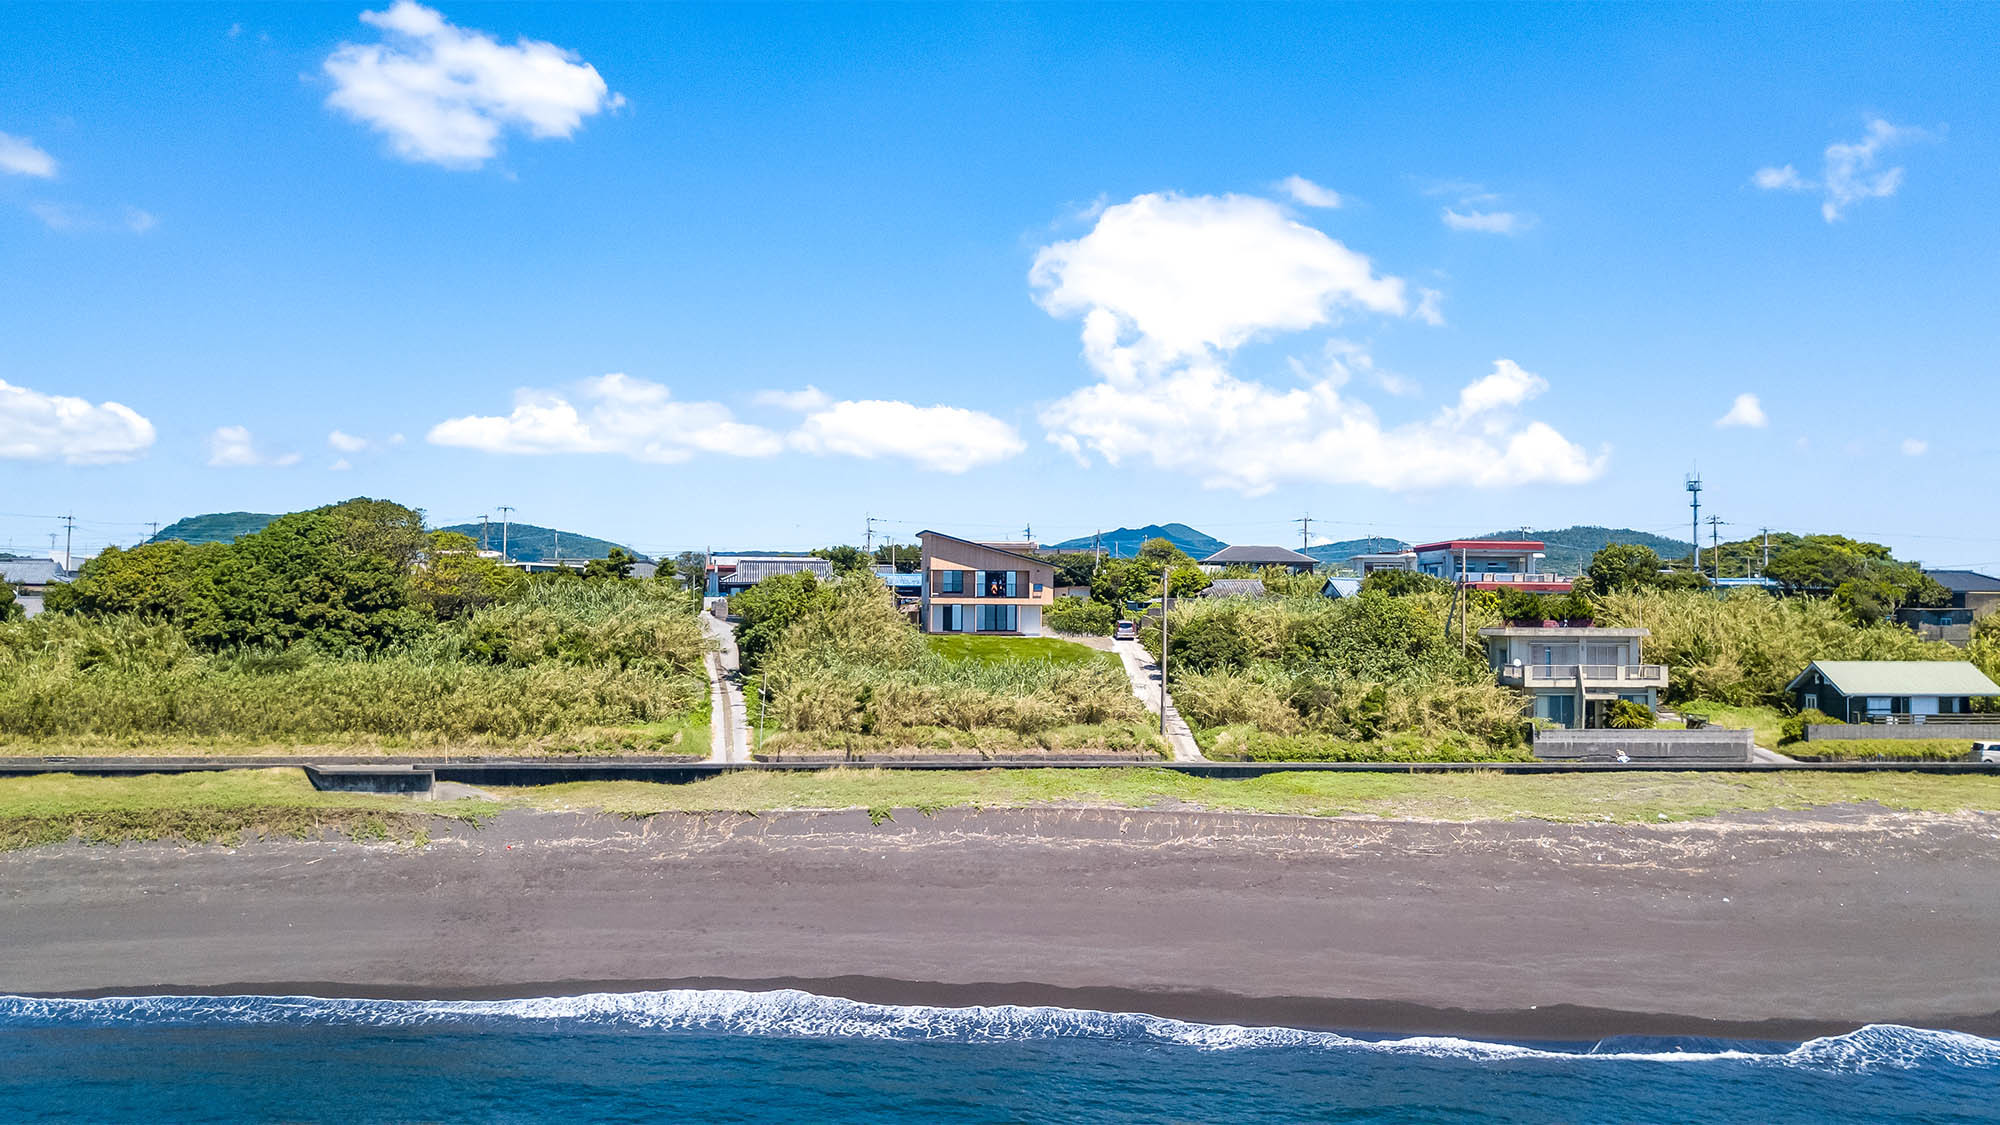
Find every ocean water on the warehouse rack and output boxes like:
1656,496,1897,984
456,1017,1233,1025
1,990,1996,1124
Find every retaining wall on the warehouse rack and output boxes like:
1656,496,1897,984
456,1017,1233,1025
1806,723,2000,742
1533,728,1753,763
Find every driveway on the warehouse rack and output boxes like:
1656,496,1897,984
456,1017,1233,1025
1112,637,1204,761
698,611,752,763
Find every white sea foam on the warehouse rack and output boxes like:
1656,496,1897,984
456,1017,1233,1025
1,990,1995,1072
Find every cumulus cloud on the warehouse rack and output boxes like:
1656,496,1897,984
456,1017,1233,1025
1278,174,1342,209
323,1,623,169
328,429,371,452
27,202,157,234
1030,191,1411,382
1754,117,1935,222
0,131,57,178
1030,189,1597,494
1901,437,1928,457
1715,393,1768,429
751,385,832,411
207,425,300,468
1441,208,1526,234
788,399,1024,473
0,380,155,464
429,373,782,462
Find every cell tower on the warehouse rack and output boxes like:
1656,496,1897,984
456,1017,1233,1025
1686,473,1703,575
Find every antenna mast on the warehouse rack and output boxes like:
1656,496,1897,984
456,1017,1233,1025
1685,474,1703,575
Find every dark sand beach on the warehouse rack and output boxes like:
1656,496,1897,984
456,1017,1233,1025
5,806,1998,1039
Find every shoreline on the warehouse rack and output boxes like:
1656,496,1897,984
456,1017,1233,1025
25,976,2000,1043
5,806,1999,1042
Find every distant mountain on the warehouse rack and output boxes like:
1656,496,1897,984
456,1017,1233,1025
1048,523,1227,560
437,521,647,563
148,510,643,562
1472,526,1693,575
148,511,278,545
1303,537,1410,566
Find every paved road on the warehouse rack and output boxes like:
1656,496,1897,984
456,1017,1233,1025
697,613,752,763
1112,637,1204,761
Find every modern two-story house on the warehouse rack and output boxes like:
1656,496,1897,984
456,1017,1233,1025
1416,540,1573,592
917,530,1055,636
1480,625,1667,728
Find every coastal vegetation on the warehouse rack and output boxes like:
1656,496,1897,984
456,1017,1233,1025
2,499,710,753
734,570,1156,755
8,767,2000,851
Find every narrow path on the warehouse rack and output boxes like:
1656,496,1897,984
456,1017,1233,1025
698,612,752,763
1751,745,1797,764
1113,638,1204,761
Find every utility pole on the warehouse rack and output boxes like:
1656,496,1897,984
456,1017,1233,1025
1093,530,1102,568
1022,522,1032,544
1295,512,1313,551
553,529,561,562
864,514,876,553
146,521,160,542
498,506,514,562
60,513,75,572
1685,473,1703,576
479,515,490,551
1706,516,1724,578
1159,565,1170,736
1760,527,1771,575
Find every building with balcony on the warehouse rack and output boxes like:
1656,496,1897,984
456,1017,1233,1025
917,530,1055,636
1480,625,1666,728
1198,544,1318,574
1349,550,1418,575
1415,540,1573,592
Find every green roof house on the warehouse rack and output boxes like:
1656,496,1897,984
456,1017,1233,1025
1785,660,2000,724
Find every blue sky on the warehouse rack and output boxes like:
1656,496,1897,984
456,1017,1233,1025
3,3,1995,567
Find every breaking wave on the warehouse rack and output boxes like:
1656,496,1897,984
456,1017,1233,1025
2,990,1995,1072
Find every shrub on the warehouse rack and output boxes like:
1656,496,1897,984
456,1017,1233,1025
1779,708,1841,745
1045,597,1117,636
1606,699,1655,729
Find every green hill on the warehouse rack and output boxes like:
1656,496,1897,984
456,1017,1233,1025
1473,526,1693,575
148,511,278,545
149,510,642,562
1048,523,1227,560
436,521,646,563
1303,536,1410,566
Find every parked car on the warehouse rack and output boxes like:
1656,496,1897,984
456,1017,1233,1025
1975,741,2000,764
1113,620,1138,641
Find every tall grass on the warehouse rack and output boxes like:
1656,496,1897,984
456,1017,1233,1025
0,582,709,744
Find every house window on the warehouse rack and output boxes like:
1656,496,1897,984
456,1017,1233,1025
936,605,962,632
1801,693,1817,713
936,569,965,595
977,605,1017,632
981,570,1018,598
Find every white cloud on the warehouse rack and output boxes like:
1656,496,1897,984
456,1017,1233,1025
789,400,1025,473
1040,357,1603,495
0,131,57,178
1751,164,1807,191
1030,191,1411,382
27,202,157,234
1901,437,1928,457
429,373,782,462
1441,208,1526,234
323,1,623,169
1715,393,1768,429
0,380,155,464
752,385,832,411
328,429,371,452
1030,188,1596,494
1278,174,1342,209
1754,117,1934,222
1414,287,1446,327
329,457,353,471
207,425,300,468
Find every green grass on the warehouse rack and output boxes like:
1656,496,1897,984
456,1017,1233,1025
753,720,1166,758
510,767,2000,824
1785,739,1980,762
923,634,1119,670
9,766,2000,852
1670,701,1788,747
0,769,499,850
1200,726,1535,763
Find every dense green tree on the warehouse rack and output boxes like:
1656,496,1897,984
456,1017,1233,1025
582,547,637,581
812,545,874,575
1359,570,1450,598
1045,552,1099,588
870,543,921,574
0,579,20,622
733,570,833,670
411,532,527,618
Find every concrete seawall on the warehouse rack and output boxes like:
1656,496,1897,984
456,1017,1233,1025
1532,728,1754,763
1806,723,2000,742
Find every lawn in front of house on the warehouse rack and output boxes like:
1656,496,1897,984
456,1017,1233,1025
924,634,1120,670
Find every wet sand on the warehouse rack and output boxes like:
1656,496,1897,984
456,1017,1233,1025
4,805,1998,1039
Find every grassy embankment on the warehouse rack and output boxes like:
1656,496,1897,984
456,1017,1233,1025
7,767,2000,851
0,769,499,850
923,634,1118,669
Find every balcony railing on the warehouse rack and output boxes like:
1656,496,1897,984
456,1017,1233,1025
1859,713,1994,726
1501,664,1667,687
1448,572,1570,585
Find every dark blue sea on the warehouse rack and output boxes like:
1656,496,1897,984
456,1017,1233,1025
2,990,1995,1123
